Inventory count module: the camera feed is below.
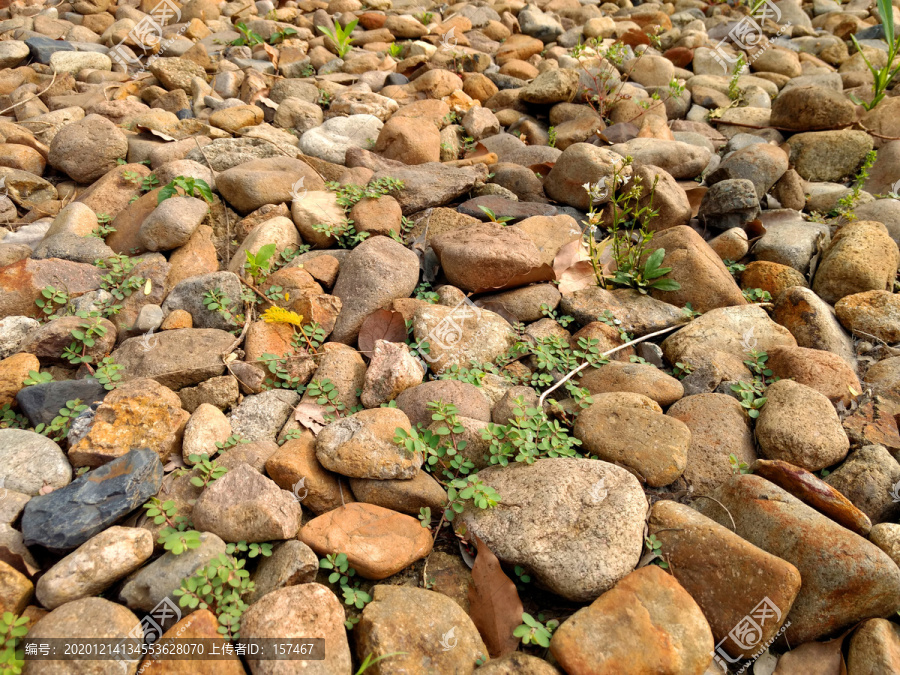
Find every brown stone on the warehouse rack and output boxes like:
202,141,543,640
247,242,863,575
265,434,350,514
349,470,446,517
0,559,32,615
666,393,757,495
0,352,39,407
300,502,433,579
549,566,713,675
649,500,800,660
21,316,116,366
68,378,189,468
740,260,808,300
648,226,747,312
753,458,872,536
843,398,900,456
579,361,684,406
165,224,219,289
160,309,192,330
767,345,861,407
138,609,244,674
847,618,900,675
0,258,101,319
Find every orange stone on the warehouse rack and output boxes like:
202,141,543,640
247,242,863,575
300,503,432,579
138,609,245,675
0,352,39,407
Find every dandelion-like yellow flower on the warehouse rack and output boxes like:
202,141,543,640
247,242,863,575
261,306,304,327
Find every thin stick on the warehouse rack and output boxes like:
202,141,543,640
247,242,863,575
690,495,737,532
537,323,685,407
0,69,58,116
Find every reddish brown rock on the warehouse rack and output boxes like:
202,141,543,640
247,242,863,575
752,458,873,535
549,566,713,675
300,502,433,579
767,345,861,407
265,434,351,514
739,260,808,300
696,474,900,644
648,226,747,312
0,258,102,319
649,500,800,660
21,316,117,366
579,361,684,407
843,398,900,456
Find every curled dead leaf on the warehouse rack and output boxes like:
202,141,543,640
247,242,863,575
467,535,524,658
358,309,408,357
294,402,328,436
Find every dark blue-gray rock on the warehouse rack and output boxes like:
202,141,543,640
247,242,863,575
21,448,163,553
30,232,115,264
175,108,193,120
486,72,529,90
16,377,107,427
25,37,74,64
384,73,408,86
0,429,71,496
697,178,761,231
458,195,556,223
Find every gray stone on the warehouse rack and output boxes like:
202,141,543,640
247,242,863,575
247,540,319,604
0,429,71,496
21,448,163,553
119,532,226,612
112,328,234,390
161,271,243,330
138,196,209,251
698,178,760,231
297,115,384,164
825,445,900,524
457,458,648,602
228,388,300,442
0,316,40,360
30,232,115,264
753,211,830,274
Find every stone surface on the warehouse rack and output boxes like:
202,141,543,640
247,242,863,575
458,458,647,602
192,464,302,542
21,449,162,553
696,474,900,644
550,566,714,675
0,428,71,495
300,502,433,580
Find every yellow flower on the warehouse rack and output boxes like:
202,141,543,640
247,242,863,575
261,306,304,327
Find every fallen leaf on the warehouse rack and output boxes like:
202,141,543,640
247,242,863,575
553,238,590,278
471,263,556,295
774,629,851,675
475,300,519,326
684,186,707,218
528,162,555,177
135,125,177,142
557,260,597,294
262,43,279,70
467,535,523,658
294,402,328,436
358,309,408,357
163,455,186,473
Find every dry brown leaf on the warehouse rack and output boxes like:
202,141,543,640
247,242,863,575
773,629,851,675
475,300,519,325
467,535,523,658
552,238,590,278
684,186,707,218
135,125,177,142
262,42,279,69
557,260,597,294
529,162,555,177
358,309,408,357
471,263,556,295
294,402,328,436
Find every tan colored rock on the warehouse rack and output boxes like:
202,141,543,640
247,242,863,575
836,290,900,344
767,345,861,406
813,221,900,305
0,352,38,407
182,403,232,462
315,407,421,480
0,559,32,615
740,260,808,300
139,609,245,675
35,526,153,610
361,340,424,408
574,401,690,487
579,361,684,407
550,566,714,675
